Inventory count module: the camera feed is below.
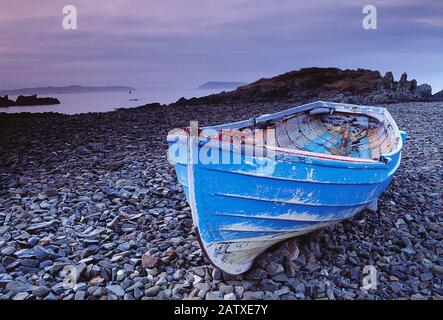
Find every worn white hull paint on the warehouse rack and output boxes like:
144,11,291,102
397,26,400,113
197,201,376,275
200,224,328,275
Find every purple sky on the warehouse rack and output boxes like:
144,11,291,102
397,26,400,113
1,0,442,92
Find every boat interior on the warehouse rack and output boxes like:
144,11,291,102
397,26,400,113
258,109,398,160
207,108,399,161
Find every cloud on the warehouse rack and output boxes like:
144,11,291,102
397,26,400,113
0,0,442,91
412,17,443,27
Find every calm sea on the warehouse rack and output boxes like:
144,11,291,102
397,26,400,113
0,87,223,115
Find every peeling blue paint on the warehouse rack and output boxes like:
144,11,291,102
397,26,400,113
167,101,405,274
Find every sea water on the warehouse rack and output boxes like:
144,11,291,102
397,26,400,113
0,87,223,115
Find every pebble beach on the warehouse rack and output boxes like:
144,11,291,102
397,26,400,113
0,101,442,300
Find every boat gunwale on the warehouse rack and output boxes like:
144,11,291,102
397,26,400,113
167,101,404,166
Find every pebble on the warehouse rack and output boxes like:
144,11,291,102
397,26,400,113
145,286,161,297
116,270,125,282
211,268,222,281
266,262,284,276
26,221,57,233
1,246,16,256
13,292,30,300
32,286,51,297
390,282,403,293
219,284,234,294
27,236,40,247
134,287,144,300
106,285,126,297
224,293,237,300
6,281,33,294
205,291,222,300
173,269,185,281
34,246,53,262
420,273,433,282
14,248,35,259
142,254,159,269
193,275,203,285
243,291,265,300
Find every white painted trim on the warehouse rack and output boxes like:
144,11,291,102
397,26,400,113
187,123,199,226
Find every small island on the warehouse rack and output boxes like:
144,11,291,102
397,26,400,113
197,81,247,90
0,94,60,107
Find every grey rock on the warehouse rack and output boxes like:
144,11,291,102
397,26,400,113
14,248,35,259
13,292,30,300
205,291,222,300
1,246,16,256
2,256,16,268
6,281,34,294
27,236,40,247
246,268,267,280
145,286,161,297
234,286,244,298
26,221,57,233
173,269,185,281
142,253,159,268
223,292,236,300
259,279,280,291
211,268,222,281
74,291,86,300
116,269,125,282
44,293,58,301
107,284,126,297
134,287,144,300
390,282,403,293
195,283,211,297
124,293,135,300
192,267,205,277
431,264,443,275
21,259,39,268
219,284,234,294
266,262,284,276
243,291,264,300
32,286,51,297
419,273,433,282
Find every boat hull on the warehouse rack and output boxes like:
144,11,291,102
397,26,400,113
167,101,405,274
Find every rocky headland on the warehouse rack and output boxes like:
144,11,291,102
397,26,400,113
174,67,436,106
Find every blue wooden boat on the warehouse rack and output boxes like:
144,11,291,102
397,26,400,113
167,101,405,274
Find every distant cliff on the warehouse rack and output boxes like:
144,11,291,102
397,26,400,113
197,81,247,90
0,95,60,107
173,67,433,106
0,85,134,96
